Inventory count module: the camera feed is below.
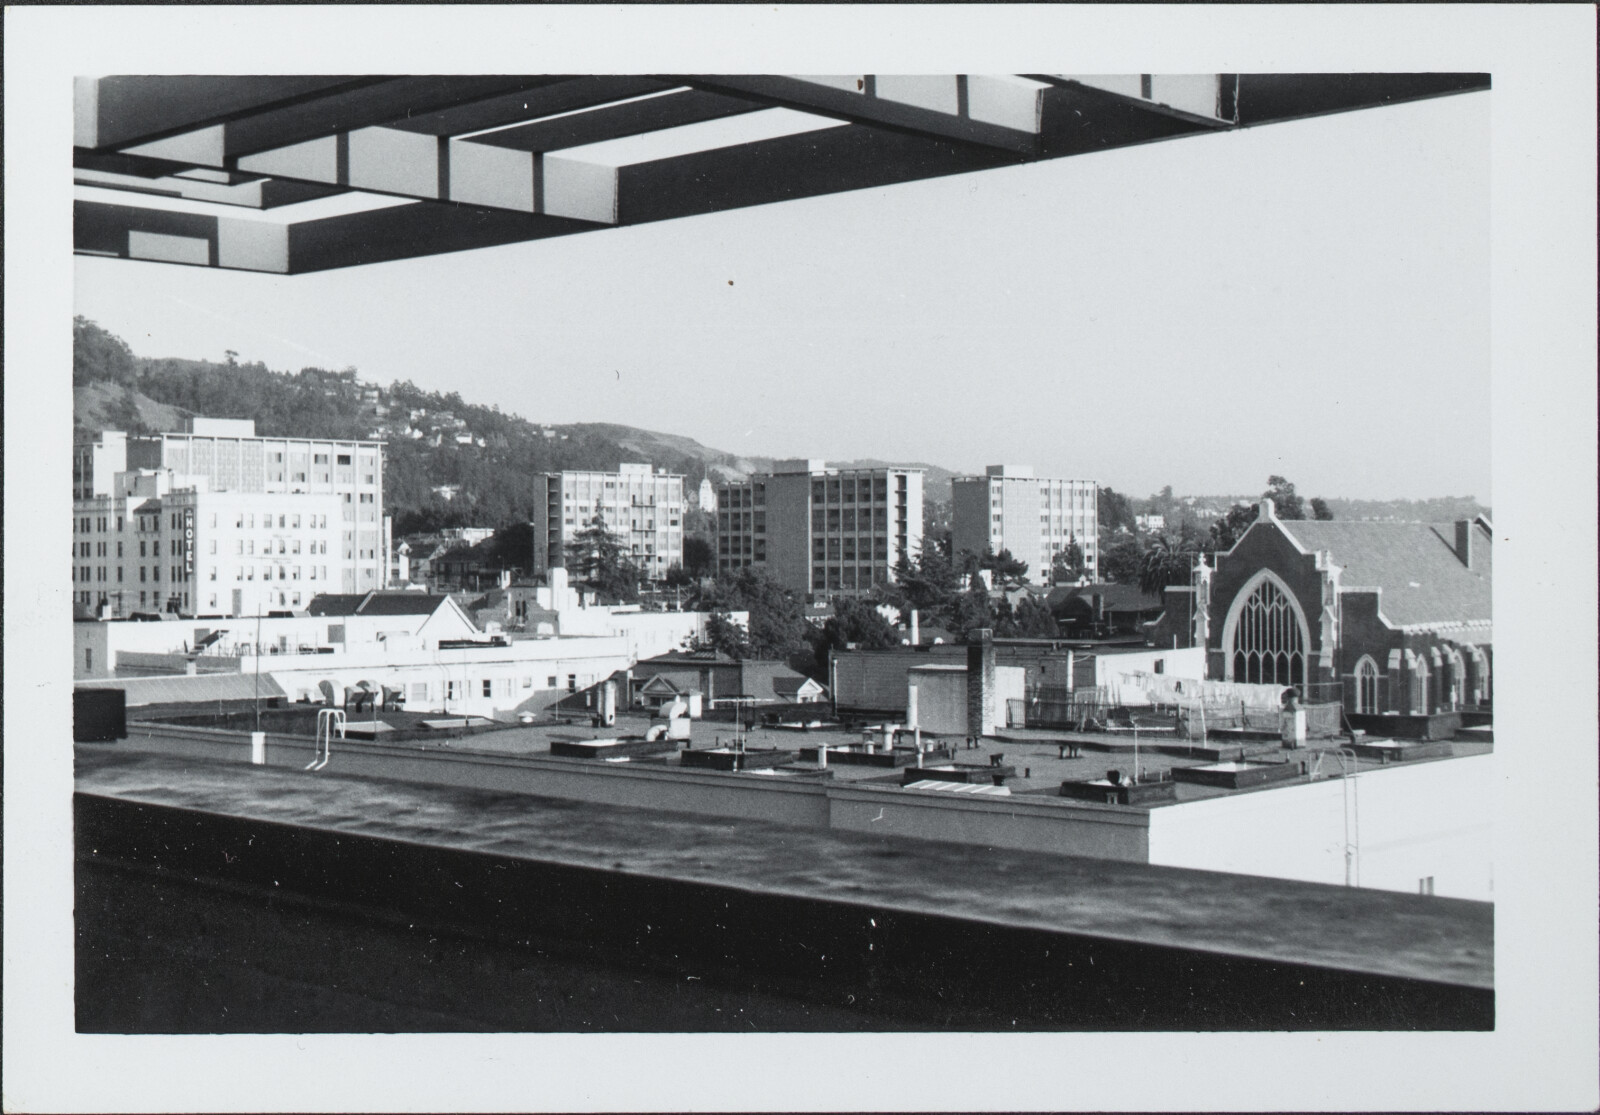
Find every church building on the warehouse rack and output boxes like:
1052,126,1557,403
1153,501,1492,717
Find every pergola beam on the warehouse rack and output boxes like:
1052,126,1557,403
114,77,573,164
616,123,1022,226
75,197,606,275
675,75,1045,156
74,73,1491,274
380,76,673,137
77,76,376,150
75,166,343,210
1232,73,1491,126
75,199,289,273
286,202,601,273
467,88,766,154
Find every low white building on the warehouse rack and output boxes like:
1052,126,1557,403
74,584,733,722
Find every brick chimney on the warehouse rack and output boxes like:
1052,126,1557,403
966,627,996,738
1454,520,1474,568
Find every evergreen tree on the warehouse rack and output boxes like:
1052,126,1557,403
1052,536,1086,584
982,547,1029,586
568,514,641,602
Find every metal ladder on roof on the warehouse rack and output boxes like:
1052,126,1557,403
308,708,344,772
1310,747,1361,886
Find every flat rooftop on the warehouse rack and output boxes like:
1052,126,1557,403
364,711,1491,805
77,747,1492,992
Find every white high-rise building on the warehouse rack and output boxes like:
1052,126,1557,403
950,465,1098,584
533,464,686,580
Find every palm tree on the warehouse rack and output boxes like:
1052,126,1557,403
1139,532,1197,597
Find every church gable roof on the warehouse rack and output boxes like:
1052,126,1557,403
1277,519,1491,627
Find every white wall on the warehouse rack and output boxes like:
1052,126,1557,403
263,635,634,720
76,609,454,678
908,668,967,734
1146,754,1493,900
995,665,1026,728
1096,646,1207,686
907,664,1027,735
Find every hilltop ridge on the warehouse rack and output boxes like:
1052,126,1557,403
72,317,1486,533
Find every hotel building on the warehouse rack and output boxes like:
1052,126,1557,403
73,418,385,616
533,464,685,581
715,460,924,599
950,465,1098,584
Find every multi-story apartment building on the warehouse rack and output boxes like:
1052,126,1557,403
533,464,685,581
950,465,1098,584
716,460,924,599
73,417,386,616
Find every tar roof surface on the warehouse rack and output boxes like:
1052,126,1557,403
77,747,1492,990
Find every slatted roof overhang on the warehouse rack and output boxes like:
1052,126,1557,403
74,73,1489,274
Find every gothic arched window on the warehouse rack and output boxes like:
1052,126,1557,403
1354,655,1380,713
1229,577,1307,686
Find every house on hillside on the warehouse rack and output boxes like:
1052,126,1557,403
1150,500,1492,717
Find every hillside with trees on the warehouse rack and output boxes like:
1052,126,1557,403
73,318,778,534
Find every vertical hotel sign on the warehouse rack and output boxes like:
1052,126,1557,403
183,509,194,577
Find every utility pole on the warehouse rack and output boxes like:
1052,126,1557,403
253,609,262,734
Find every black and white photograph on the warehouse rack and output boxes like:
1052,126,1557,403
5,5,1597,1112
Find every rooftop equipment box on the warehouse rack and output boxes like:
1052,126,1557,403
74,688,127,743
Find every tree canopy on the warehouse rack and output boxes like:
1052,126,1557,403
1098,486,1136,534
1265,475,1306,521
692,567,811,663
568,515,641,603
981,547,1029,586
73,317,138,388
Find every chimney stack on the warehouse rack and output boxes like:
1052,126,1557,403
1454,520,1474,568
910,608,920,647
966,628,996,738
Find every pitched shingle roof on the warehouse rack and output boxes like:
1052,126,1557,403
637,650,735,667
77,671,287,707
1277,520,1491,627
1047,583,1164,613
739,660,819,700
306,591,448,617
771,675,824,698
305,594,369,616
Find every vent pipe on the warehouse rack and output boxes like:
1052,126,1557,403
1454,520,1474,569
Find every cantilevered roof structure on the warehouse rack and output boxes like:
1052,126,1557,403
75,73,1488,274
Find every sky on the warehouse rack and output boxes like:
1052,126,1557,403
74,87,1490,503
